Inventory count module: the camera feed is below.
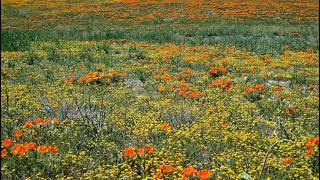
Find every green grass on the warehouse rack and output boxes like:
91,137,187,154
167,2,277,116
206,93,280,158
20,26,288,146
2,21,318,54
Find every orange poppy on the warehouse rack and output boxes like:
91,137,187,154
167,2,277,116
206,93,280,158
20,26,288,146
2,138,13,147
43,119,50,125
220,67,227,73
24,120,33,127
305,142,316,149
34,118,43,125
160,164,175,173
37,145,48,153
169,85,175,91
53,117,59,123
14,130,23,138
1,149,8,158
282,157,293,165
197,169,212,179
78,76,87,82
180,79,186,84
252,84,265,91
208,67,227,75
158,84,166,92
306,149,313,157
309,136,316,144
11,144,21,155
145,144,154,154
161,122,171,130
24,142,37,151
23,142,30,150
245,88,255,93
48,145,58,153
137,146,145,155
188,91,204,98
12,144,27,155
18,146,28,155
182,166,197,176
208,67,219,75
124,147,135,157
154,172,163,179
162,73,171,81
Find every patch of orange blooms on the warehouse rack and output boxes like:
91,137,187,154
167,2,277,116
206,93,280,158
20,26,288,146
2,142,58,157
2,138,13,147
208,78,233,91
160,164,175,173
158,84,166,92
305,136,319,157
156,165,212,179
245,84,265,94
161,122,171,131
154,172,163,179
24,117,59,127
14,130,23,138
282,157,293,165
123,144,155,158
1,117,60,158
197,169,212,179
208,67,228,76
65,71,128,85
182,166,197,176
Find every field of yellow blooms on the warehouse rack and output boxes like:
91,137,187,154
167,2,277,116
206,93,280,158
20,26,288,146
1,0,319,179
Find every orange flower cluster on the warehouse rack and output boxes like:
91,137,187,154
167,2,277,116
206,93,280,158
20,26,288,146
285,107,297,114
37,145,58,153
282,157,293,165
185,91,205,98
161,72,173,81
156,165,212,179
197,169,212,179
14,130,23,138
1,117,60,158
182,166,197,176
208,79,233,91
65,71,128,84
208,67,227,76
123,144,154,157
245,84,265,93
160,164,175,173
181,166,212,179
158,84,166,92
11,142,37,155
78,71,105,83
24,117,59,127
305,136,319,157
1,149,7,158
176,80,204,98
156,68,204,98
161,122,171,131
1,141,58,157
137,145,154,156
154,68,193,82
65,75,76,85
154,172,163,179
2,138,13,147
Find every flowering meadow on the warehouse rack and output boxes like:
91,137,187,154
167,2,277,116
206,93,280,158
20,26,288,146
1,0,319,179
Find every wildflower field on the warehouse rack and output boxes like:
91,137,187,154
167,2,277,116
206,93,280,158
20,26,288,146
1,0,319,179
